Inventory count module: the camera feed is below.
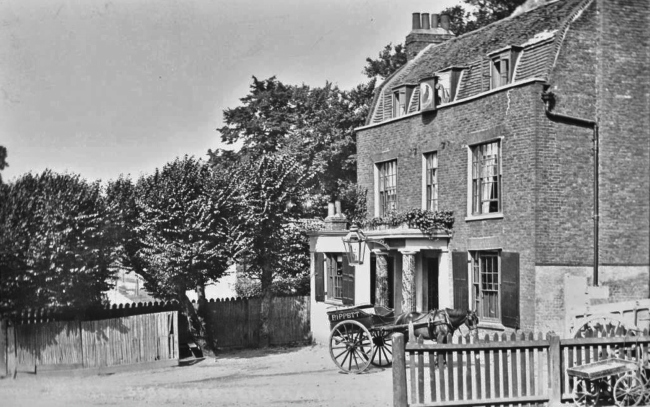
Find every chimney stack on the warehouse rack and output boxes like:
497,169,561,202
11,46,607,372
405,11,455,61
323,201,347,231
412,13,421,30
421,13,431,30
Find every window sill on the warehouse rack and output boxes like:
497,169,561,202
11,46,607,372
324,299,343,306
465,213,504,222
478,320,506,331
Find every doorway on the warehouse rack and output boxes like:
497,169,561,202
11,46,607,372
425,257,439,311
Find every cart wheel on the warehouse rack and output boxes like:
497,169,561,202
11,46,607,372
329,320,372,373
613,373,644,407
370,330,393,367
573,378,600,407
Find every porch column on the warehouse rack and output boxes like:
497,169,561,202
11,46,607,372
400,251,417,313
374,251,390,308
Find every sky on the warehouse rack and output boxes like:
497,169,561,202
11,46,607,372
0,0,460,184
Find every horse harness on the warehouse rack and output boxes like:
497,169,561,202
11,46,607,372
427,309,453,332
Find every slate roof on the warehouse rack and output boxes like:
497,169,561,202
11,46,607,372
367,0,591,125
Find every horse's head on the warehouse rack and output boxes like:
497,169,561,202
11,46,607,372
465,310,479,330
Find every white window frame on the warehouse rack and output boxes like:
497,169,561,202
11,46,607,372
471,250,501,322
376,159,398,217
466,138,504,221
422,151,438,211
325,253,344,303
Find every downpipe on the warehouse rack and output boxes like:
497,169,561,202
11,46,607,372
541,85,600,286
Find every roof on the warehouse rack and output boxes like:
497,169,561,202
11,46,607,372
367,0,592,125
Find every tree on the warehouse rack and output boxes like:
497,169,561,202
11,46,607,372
0,146,7,184
363,43,407,80
0,171,116,312
232,154,311,347
132,156,243,355
234,222,310,298
208,42,407,303
105,176,146,278
441,0,528,36
212,77,371,216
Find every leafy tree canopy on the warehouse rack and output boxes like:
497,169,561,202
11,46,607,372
134,156,241,300
213,77,368,211
441,0,528,36
0,170,116,312
0,146,7,184
363,43,407,80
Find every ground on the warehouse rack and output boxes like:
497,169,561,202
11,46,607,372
0,344,393,407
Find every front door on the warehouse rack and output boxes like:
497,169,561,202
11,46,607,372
426,257,439,311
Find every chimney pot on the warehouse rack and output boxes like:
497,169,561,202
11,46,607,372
327,202,335,217
334,200,342,216
412,13,421,30
431,13,439,28
440,14,450,31
421,13,430,30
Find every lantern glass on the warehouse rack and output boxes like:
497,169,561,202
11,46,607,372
342,225,366,265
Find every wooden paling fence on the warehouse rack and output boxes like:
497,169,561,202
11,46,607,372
203,296,311,348
2,311,178,376
393,325,650,407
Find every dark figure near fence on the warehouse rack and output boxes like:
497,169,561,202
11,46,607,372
395,308,479,342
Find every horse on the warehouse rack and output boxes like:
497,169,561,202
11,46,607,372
394,308,479,343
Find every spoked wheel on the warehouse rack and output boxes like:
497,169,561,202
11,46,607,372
613,373,644,406
573,378,600,407
370,330,393,367
329,320,372,373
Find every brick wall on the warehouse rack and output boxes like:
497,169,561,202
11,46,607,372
547,0,650,266
358,83,546,330
596,0,650,266
541,0,598,265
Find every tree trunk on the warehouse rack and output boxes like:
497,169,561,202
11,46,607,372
258,263,274,348
178,287,217,357
195,283,219,355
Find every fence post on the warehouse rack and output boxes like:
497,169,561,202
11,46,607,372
7,322,16,378
79,320,85,369
0,319,6,378
548,333,562,406
393,333,408,407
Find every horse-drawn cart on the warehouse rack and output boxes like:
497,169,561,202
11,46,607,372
567,358,648,406
327,304,478,373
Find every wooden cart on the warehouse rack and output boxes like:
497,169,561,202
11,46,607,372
567,358,646,406
327,304,398,373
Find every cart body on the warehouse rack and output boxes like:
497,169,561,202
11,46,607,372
567,358,647,407
326,304,399,373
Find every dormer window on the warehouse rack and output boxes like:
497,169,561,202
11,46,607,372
392,85,415,118
489,46,522,89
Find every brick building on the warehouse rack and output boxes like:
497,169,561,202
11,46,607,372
309,0,649,343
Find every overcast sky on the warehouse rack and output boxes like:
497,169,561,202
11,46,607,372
0,0,459,183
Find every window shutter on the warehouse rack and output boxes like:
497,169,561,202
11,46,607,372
314,253,325,302
501,252,520,329
341,255,355,305
452,251,469,311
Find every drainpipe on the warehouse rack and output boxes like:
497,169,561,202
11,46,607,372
541,85,600,286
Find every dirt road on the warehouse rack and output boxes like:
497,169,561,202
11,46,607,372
0,344,393,407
